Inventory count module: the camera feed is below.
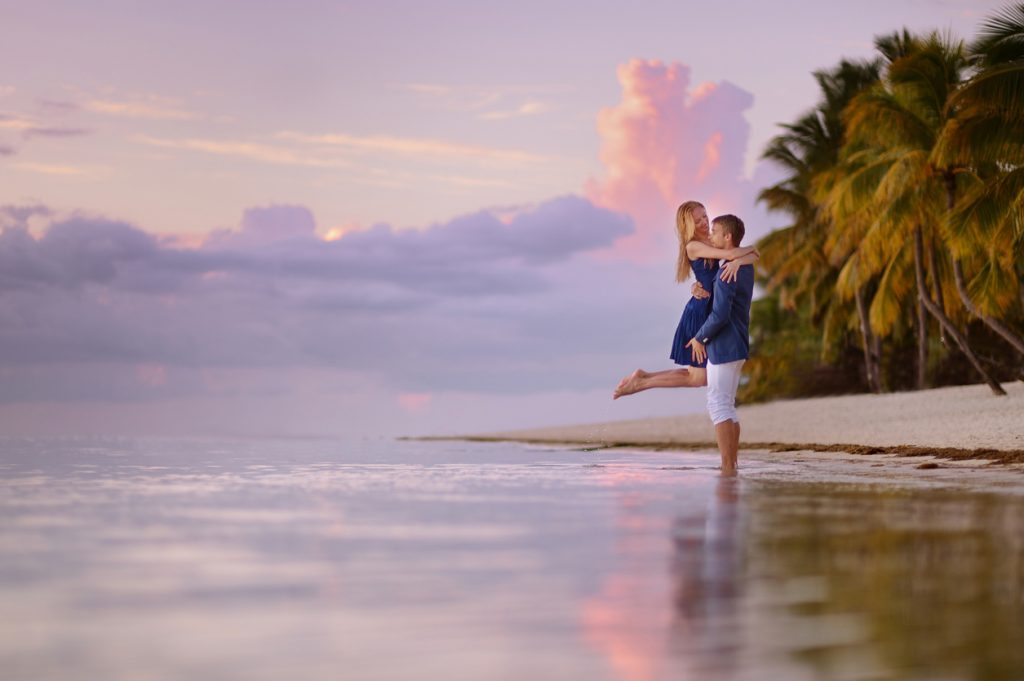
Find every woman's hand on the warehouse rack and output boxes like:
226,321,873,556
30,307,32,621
720,260,742,283
691,282,710,300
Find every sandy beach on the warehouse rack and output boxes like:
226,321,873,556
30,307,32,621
454,382,1024,468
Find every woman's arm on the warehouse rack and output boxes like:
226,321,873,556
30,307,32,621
732,251,759,267
686,241,758,261
720,250,759,283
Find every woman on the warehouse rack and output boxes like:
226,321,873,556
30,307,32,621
613,201,759,398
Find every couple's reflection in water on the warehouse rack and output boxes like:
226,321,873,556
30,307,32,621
584,465,1024,681
581,471,745,681
669,476,743,680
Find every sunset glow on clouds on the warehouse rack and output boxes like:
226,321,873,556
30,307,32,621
397,393,433,413
0,196,641,424
0,1,1001,436
588,59,760,258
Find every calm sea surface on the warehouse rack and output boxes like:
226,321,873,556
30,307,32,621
1,436,1022,681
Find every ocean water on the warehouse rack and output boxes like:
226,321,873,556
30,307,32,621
1,436,1022,681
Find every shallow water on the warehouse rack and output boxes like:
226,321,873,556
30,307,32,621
1,437,1022,681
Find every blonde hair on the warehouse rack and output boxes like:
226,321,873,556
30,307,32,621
675,201,704,283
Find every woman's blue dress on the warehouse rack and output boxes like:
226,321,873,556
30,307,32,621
670,257,718,368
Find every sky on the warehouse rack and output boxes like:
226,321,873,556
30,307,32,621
0,0,1008,437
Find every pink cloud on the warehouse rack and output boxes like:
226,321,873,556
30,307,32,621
587,59,756,259
203,204,318,250
135,363,168,387
397,392,432,413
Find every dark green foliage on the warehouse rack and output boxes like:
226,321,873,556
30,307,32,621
749,4,1024,402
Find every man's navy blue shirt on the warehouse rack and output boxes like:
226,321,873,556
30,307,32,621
694,263,754,364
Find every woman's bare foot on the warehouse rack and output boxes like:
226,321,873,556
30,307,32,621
613,369,649,399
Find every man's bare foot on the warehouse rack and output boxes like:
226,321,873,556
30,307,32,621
613,369,649,399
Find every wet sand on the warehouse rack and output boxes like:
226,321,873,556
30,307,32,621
444,382,1024,469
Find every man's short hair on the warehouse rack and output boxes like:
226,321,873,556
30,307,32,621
712,214,745,246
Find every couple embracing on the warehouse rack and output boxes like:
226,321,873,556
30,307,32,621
614,201,757,476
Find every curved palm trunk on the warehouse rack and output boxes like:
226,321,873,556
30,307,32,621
855,287,881,392
952,260,1024,358
928,240,948,346
916,290,928,391
873,334,883,389
942,169,1024,359
914,226,1006,396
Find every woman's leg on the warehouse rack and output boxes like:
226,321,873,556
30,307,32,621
613,367,707,399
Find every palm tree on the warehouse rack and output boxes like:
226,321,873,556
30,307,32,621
832,31,1007,395
750,10,1023,402
756,59,883,392
935,4,1024,358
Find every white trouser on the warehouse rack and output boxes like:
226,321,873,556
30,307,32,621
706,359,745,425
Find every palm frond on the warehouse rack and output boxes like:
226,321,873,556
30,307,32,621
869,248,914,335
757,185,811,216
814,58,883,116
887,37,966,124
948,60,1024,118
825,148,904,221
932,110,1024,166
760,138,808,174
834,253,864,301
969,257,1020,316
844,89,934,151
969,4,1024,66
875,29,919,64
824,211,871,263
857,210,912,279
948,167,1024,246
820,301,858,362
874,150,930,203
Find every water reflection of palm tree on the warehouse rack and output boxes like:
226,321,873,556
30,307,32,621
669,476,743,678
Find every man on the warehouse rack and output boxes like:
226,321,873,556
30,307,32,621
685,215,754,475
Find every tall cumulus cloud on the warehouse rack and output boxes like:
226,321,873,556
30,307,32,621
588,59,778,258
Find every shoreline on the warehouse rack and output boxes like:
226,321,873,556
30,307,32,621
418,381,1024,468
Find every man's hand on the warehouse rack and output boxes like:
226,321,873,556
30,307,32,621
686,338,706,365
691,282,710,300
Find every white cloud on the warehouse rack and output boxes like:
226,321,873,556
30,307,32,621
276,130,547,163
85,97,199,120
133,134,352,168
13,162,91,176
0,115,34,130
480,101,548,121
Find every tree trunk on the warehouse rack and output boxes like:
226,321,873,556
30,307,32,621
921,280,929,391
855,286,880,393
952,260,1024,357
938,170,956,347
943,170,957,211
872,334,884,391
915,271,928,391
914,226,1006,396
928,240,948,346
